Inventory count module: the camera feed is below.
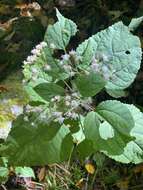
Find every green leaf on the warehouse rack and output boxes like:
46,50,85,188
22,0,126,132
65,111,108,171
75,72,106,97
15,167,35,178
96,100,134,137
0,167,9,183
77,22,142,90
34,83,65,101
82,101,135,155
76,38,97,69
60,133,74,161
106,89,127,98
44,9,77,50
24,85,47,104
84,112,100,143
104,104,143,164
77,139,94,158
128,16,143,31
3,115,73,166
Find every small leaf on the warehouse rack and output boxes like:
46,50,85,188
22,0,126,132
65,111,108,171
128,16,143,31
15,167,35,178
38,167,46,182
76,178,85,189
44,9,77,50
76,38,97,69
34,83,65,101
75,72,106,97
0,167,9,183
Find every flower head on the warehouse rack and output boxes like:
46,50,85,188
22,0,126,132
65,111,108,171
69,50,76,55
50,43,56,49
44,65,51,71
61,54,70,61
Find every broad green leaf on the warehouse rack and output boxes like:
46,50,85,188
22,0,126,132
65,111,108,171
24,85,47,104
44,9,77,50
82,101,135,155
75,72,106,97
15,167,35,178
106,89,127,98
2,115,73,166
34,83,65,101
128,16,143,31
96,100,134,137
104,104,143,164
77,22,142,90
77,139,95,158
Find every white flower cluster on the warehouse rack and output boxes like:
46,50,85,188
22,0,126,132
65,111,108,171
65,93,80,109
24,104,48,125
51,92,92,124
53,111,64,124
44,64,51,71
53,110,79,124
91,52,114,80
65,111,79,120
25,104,43,113
10,105,23,117
80,97,93,111
0,101,23,140
23,41,47,65
49,43,56,49
0,121,12,139
51,93,80,124
51,95,61,103
61,50,82,62
59,50,82,77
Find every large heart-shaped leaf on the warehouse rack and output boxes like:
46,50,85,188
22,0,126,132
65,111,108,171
82,100,135,155
77,22,142,91
104,104,143,164
2,116,73,166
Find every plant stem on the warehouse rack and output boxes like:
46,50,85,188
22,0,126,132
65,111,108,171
0,185,7,190
84,174,89,190
67,145,75,169
90,169,98,189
